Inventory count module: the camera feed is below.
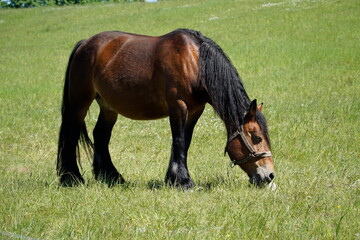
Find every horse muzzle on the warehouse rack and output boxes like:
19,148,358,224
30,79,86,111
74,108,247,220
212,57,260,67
249,166,275,186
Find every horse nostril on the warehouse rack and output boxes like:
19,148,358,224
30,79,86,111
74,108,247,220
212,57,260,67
269,172,275,181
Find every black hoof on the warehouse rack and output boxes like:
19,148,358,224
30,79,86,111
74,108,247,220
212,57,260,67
95,170,125,187
165,176,195,190
59,173,84,187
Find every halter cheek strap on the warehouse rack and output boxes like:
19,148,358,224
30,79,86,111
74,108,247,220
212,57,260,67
224,126,272,167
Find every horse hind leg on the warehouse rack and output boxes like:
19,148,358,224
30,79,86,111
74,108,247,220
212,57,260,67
93,97,124,186
57,98,94,187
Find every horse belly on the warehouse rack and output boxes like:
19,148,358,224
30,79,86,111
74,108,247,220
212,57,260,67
111,87,169,120
95,71,169,120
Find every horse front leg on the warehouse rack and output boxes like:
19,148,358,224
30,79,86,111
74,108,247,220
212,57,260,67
165,100,194,189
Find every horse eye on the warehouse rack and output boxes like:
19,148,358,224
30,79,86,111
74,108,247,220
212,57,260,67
251,135,262,144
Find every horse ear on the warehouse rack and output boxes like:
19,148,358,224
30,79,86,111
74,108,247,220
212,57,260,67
257,102,263,112
246,99,257,121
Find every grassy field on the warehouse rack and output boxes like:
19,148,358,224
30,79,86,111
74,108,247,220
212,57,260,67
1,0,359,239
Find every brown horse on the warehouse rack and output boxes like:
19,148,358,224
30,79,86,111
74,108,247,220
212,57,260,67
57,29,275,189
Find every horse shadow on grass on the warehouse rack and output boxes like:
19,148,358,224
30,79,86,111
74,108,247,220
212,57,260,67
146,176,231,191
49,175,241,190
83,176,238,190
146,179,165,190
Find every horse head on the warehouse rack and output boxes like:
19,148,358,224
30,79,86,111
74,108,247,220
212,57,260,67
226,100,275,187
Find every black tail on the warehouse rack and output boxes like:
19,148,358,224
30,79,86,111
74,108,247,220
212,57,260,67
56,40,94,177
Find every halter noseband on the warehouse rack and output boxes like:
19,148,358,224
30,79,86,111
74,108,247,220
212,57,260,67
225,125,272,167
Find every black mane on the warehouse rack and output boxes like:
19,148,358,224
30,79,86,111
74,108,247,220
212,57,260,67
176,29,270,144
176,29,250,132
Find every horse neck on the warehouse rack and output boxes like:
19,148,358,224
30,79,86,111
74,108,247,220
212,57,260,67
203,83,250,136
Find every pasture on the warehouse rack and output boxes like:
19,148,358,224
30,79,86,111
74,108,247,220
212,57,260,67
0,0,359,239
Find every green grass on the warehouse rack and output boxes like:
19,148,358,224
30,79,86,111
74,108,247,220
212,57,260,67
1,0,359,239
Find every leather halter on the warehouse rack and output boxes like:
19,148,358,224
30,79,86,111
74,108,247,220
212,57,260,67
225,125,272,167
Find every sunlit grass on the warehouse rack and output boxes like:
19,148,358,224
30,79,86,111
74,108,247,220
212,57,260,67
1,0,359,239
